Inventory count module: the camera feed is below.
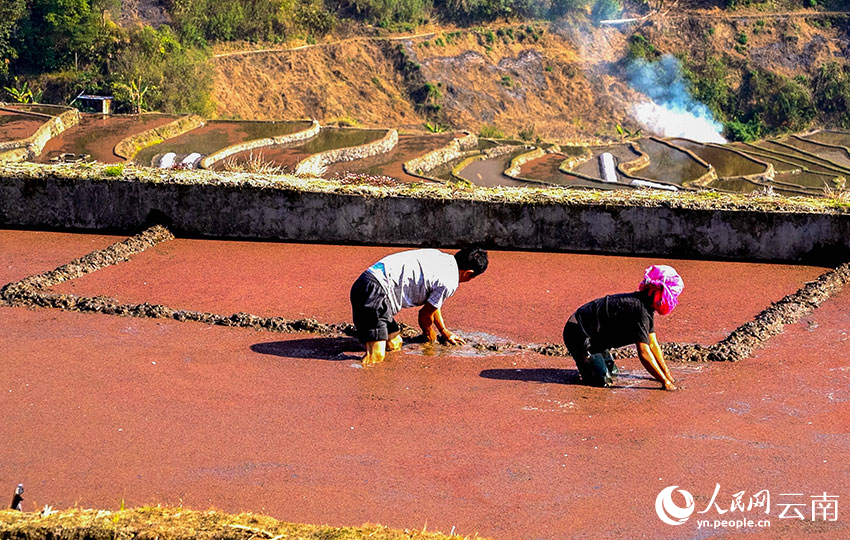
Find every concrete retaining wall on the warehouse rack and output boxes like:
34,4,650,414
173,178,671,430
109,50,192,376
403,132,478,178
200,120,319,169
114,114,205,161
294,128,397,176
1,166,849,263
0,108,80,161
505,147,546,178
557,147,594,173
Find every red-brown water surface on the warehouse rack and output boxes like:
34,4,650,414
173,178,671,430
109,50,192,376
48,238,826,345
0,110,46,142
38,113,180,163
0,230,847,539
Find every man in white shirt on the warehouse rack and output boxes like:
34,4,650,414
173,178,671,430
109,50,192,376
350,247,489,364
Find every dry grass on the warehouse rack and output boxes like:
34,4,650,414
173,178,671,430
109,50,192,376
0,507,483,540
823,177,850,203
221,151,284,174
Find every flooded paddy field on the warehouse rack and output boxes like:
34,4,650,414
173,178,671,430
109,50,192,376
214,127,386,171
751,141,849,175
133,120,312,167
38,113,180,164
324,132,458,183
803,129,850,147
632,138,709,185
670,139,767,178
566,144,639,184
785,136,850,168
0,110,46,142
457,148,530,187
2,229,848,539
519,153,630,189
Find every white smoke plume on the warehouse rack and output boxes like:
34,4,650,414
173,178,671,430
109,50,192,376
627,55,726,144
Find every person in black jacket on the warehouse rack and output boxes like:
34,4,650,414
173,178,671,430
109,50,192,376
563,265,684,390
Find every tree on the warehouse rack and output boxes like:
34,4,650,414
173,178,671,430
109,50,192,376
0,0,25,79
13,0,100,72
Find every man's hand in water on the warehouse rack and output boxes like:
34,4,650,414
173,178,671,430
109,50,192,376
442,331,465,346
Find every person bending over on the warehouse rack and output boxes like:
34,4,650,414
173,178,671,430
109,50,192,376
350,247,488,365
563,265,684,390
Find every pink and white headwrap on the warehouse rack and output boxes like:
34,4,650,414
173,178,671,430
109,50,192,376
638,265,684,315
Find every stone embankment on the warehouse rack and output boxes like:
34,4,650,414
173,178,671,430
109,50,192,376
403,132,478,180
200,120,320,169
294,128,397,176
114,114,205,161
0,106,80,162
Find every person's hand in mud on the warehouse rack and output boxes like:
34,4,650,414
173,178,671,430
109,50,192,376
441,331,465,346
637,339,677,391
418,303,464,346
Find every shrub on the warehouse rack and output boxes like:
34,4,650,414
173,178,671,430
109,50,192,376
479,124,505,138
591,0,621,24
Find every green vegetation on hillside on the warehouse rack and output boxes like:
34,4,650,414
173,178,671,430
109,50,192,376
681,48,838,141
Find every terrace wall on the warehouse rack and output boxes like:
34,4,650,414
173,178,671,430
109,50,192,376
0,108,80,161
294,128,397,175
1,167,849,263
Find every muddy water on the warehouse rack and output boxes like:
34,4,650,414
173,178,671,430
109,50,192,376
458,148,530,187
773,170,839,191
670,139,766,177
213,127,386,171
567,144,640,183
804,130,850,147
324,133,457,182
38,113,180,163
753,141,848,174
736,147,802,172
518,153,629,189
135,120,313,167
633,138,709,184
0,111,45,142
785,137,850,168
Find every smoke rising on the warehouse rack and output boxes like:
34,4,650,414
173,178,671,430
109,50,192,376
627,55,726,143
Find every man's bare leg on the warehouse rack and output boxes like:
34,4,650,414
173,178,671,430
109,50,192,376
363,340,387,365
387,332,403,351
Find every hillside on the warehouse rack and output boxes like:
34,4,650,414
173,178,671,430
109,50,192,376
210,12,850,143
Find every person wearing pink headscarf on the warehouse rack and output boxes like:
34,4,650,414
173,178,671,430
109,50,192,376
562,264,683,390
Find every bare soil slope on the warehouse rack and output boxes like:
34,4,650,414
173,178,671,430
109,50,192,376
211,14,850,142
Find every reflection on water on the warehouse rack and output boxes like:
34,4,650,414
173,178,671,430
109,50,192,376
0,111,45,142
785,137,850,169
804,130,850,147
635,138,709,184
671,139,766,177
215,127,386,171
40,113,180,163
135,120,313,167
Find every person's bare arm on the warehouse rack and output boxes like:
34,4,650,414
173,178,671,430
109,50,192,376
648,332,675,383
419,303,465,345
636,341,677,391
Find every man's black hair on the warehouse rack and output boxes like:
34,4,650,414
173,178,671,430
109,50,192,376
455,247,488,277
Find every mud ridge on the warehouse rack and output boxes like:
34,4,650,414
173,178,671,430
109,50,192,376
707,262,850,361
0,225,174,301
1,229,846,364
